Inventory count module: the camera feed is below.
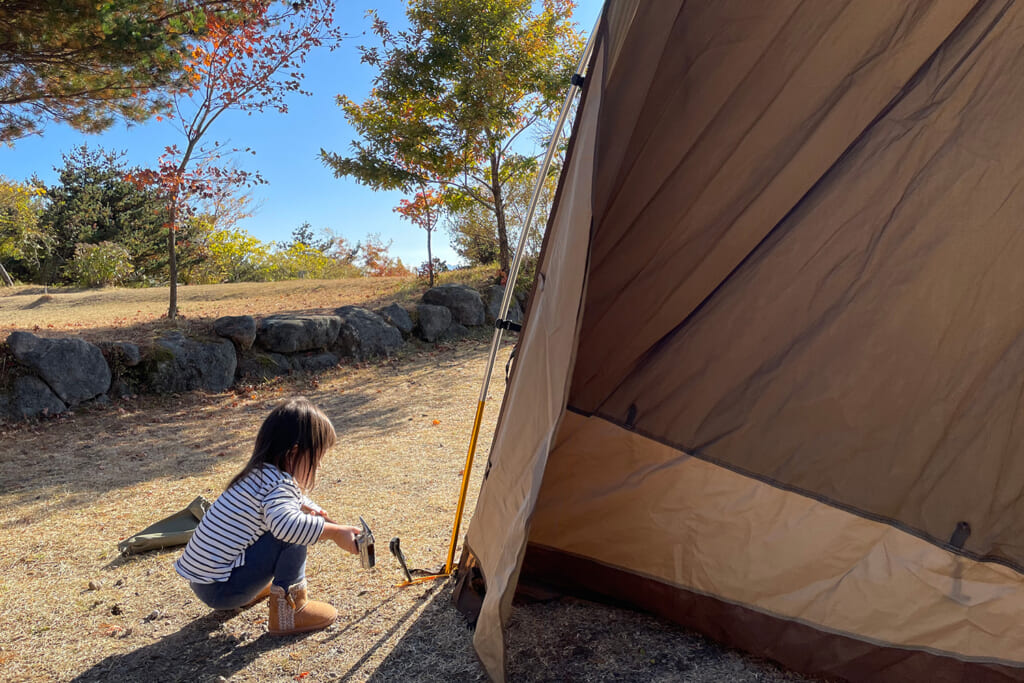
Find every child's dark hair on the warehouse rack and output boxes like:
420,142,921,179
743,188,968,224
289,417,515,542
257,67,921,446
228,397,336,491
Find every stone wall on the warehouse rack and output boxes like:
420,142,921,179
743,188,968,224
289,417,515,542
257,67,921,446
0,283,522,422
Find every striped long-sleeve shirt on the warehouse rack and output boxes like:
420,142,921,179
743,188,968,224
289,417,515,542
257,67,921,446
174,464,326,584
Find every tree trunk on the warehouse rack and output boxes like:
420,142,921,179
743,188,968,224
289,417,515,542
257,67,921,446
427,226,434,287
490,152,510,275
167,207,178,319
0,262,13,286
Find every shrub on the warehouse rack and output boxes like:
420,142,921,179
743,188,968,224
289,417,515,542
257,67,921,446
416,257,449,282
68,241,135,287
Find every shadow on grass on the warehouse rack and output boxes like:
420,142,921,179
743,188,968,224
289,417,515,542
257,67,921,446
70,611,289,683
0,335,501,523
362,583,824,683
330,582,447,682
72,584,455,683
360,581,484,683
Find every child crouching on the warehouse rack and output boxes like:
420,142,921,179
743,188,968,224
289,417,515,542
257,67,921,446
174,397,361,634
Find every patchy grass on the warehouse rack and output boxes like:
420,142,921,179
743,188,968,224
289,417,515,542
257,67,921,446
0,277,822,682
0,278,412,345
0,266,501,346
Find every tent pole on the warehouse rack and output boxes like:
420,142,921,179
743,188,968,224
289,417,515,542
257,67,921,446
433,17,602,580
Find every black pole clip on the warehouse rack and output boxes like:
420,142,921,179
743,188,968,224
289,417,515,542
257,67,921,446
949,521,971,549
494,318,522,333
571,73,585,88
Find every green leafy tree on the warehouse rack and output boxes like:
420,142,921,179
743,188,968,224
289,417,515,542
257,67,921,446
187,223,271,283
286,222,332,253
68,241,135,287
360,233,411,277
0,177,49,284
38,144,201,285
395,186,443,286
447,160,558,269
267,241,359,280
0,1,247,142
138,0,344,319
322,0,583,275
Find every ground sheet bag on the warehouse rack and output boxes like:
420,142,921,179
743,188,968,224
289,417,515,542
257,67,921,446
117,495,211,556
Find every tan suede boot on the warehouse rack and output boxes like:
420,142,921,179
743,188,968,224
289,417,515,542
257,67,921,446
241,583,271,608
268,580,338,635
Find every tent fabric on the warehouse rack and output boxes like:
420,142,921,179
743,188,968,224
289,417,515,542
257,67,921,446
464,33,606,676
580,0,1024,570
528,413,1024,676
460,0,1024,680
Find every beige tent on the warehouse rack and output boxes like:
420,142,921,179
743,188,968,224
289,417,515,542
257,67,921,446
454,1,1024,681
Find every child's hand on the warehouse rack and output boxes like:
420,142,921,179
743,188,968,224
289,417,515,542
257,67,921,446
322,522,360,554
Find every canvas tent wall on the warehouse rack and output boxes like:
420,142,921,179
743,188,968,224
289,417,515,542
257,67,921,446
456,0,1024,681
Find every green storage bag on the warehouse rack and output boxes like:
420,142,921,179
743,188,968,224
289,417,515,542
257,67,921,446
118,495,211,556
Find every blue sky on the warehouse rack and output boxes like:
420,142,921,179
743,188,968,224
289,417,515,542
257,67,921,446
0,1,604,268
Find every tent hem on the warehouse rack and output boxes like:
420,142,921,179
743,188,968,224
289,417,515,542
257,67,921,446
519,543,1024,681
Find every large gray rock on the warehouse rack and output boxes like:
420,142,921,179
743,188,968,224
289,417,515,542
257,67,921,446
236,351,294,382
214,315,257,350
293,352,340,373
377,302,414,337
416,304,452,343
485,285,523,326
7,331,110,405
335,306,404,360
12,374,67,419
140,333,237,393
96,341,142,398
422,284,486,326
440,321,470,341
97,341,142,367
256,315,341,354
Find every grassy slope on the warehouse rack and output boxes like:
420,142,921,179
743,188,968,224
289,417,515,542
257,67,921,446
0,269,496,346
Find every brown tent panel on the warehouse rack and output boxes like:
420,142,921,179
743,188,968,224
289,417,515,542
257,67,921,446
458,1,1024,681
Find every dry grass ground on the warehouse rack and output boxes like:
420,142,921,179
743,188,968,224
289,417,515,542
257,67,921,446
0,277,422,344
0,278,821,682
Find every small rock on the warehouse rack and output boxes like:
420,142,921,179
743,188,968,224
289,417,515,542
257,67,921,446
88,580,102,591
146,609,161,621
110,603,123,616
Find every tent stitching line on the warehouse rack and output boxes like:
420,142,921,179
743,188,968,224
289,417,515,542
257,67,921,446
524,541,1024,671
589,0,997,416
566,404,1024,577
